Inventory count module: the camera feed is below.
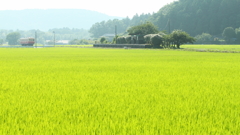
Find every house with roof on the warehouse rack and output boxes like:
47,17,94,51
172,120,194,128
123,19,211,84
101,34,115,41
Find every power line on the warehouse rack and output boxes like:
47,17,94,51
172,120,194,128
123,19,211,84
162,19,170,33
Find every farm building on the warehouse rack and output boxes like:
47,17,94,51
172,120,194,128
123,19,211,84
46,40,69,45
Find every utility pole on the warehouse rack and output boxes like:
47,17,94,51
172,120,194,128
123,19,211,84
35,31,37,48
168,19,171,34
53,31,55,46
115,25,117,44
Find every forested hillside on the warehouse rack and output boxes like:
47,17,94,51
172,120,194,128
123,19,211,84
150,0,240,36
89,0,240,37
89,14,151,37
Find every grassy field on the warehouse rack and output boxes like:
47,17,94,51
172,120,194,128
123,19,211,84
0,47,240,134
181,44,240,52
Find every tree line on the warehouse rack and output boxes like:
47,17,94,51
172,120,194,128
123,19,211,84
89,14,151,38
0,28,91,45
195,27,240,44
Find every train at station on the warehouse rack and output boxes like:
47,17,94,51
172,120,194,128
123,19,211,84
19,37,35,46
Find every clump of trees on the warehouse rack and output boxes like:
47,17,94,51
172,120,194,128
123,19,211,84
116,37,127,44
235,28,240,44
194,27,240,44
110,22,195,48
6,32,21,45
127,22,159,35
222,27,237,44
100,37,107,44
195,33,212,44
143,30,195,48
0,39,4,45
170,30,195,48
125,36,132,44
127,22,159,44
222,27,236,43
144,34,163,48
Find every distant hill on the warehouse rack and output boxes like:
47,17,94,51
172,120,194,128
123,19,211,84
149,0,240,36
0,9,122,31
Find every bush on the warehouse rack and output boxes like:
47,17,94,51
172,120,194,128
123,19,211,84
100,37,107,44
222,27,236,44
125,36,132,44
144,34,163,47
195,33,212,44
144,34,153,44
150,34,163,48
117,37,127,44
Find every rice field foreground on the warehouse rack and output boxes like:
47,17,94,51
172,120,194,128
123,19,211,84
0,48,239,134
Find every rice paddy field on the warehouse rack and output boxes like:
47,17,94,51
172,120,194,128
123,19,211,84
0,47,240,134
182,45,240,52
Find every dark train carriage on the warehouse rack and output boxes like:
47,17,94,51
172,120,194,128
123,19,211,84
20,38,35,46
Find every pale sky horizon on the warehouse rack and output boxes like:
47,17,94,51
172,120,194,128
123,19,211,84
1,0,177,18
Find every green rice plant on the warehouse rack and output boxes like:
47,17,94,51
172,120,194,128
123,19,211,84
182,44,240,52
0,48,239,134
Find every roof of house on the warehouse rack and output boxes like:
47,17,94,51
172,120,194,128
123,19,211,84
56,40,69,44
101,34,115,37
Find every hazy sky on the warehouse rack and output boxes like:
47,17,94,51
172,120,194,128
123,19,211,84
1,0,177,18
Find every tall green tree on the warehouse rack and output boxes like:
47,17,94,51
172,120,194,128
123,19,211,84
222,27,236,43
235,28,240,44
0,39,3,45
195,33,212,44
6,32,21,45
170,30,195,48
100,37,107,44
127,22,159,35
